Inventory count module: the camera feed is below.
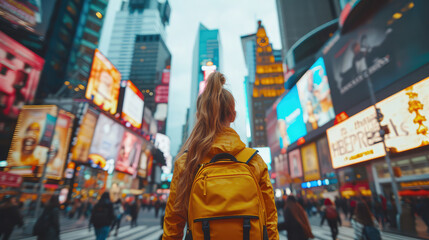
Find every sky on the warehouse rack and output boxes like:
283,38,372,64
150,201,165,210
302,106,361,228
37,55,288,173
99,0,282,156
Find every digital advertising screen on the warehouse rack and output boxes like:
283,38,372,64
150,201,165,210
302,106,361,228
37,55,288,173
301,142,321,181
46,110,74,179
70,108,98,163
276,86,307,151
7,105,58,169
155,133,172,174
138,140,152,178
296,57,335,132
288,149,303,178
0,31,45,118
115,130,142,176
85,49,121,115
122,81,144,129
323,0,429,113
316,137,334,175
274,153,289,187
254,147,272,171
0,0,57,39
88,114,125,174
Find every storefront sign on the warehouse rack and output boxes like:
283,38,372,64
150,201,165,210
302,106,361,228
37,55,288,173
301,143,321,181
0,172,22,187
327,107,385,169
288,149,303,178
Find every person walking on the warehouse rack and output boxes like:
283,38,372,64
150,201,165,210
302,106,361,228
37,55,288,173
162,72,279,240
90,192,114,240
321,198,341,240
279,196,314,240
0,195,23,240
33,195,60,240
129,199,139,228
110,199,124,236
154,199,161,218
351,202,381,240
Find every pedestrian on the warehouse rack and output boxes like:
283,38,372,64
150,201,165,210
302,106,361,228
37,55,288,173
400,198,416,234
0,195,23,240
349,197,357,220
33,195,60,240
129,199,139,228
110,199,124,236
154,199,161,218
351,202,381,240
89,192,114,240
162,72,279,239
278,196,314,240
321,198,341,240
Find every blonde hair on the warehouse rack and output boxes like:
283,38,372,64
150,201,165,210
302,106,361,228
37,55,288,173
174,72,235,213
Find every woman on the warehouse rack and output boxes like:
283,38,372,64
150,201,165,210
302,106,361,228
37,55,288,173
320,198,341,240
351,202,380,240
34,195,60,240
0,196,23,240
90,192,114,240
162,72,278,239
280,196,314,240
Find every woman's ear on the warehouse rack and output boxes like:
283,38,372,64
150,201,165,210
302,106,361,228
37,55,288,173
230,110,237,123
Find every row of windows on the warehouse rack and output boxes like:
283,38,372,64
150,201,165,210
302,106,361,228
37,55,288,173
253,88,285,98
256,64,283,74
254,75,284,85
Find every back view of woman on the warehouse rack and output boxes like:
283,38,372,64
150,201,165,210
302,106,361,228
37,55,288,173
351,202,381,240
162,72,278,239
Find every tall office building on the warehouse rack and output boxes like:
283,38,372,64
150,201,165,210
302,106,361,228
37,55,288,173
276,0,341,58
187,24,222,136
242,21,285,147
108,0,170,81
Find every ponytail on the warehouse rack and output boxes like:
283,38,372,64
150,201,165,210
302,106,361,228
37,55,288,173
174,72,235,214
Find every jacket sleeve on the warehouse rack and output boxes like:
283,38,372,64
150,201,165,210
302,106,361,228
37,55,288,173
162,160,187,240
256,155,279,240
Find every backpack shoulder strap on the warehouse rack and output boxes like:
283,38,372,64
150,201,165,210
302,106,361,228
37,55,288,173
235,148,258,164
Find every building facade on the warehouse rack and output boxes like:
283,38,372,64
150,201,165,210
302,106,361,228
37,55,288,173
107,0,170,81
187,24,221,136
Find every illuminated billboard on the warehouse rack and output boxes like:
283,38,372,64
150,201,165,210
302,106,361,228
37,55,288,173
327,107,385,169
288,149,303,178
276,86,306,151
301,143,320,181
296,57,335,132
85,49,121,115
115,130,142,176
7,105,58,168
0,31,45,118
199,65,217,95
254,147,272,171
70,108,98,163
138,140,153,178
88,114,125,173
46,110,74,179
122,81,144,129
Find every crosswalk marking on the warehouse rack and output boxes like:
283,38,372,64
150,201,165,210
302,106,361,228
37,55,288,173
137,229,164,240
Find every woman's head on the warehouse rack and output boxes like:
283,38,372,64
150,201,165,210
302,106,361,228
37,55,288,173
355,202,373,226
175,72,235,213
324,198,333,206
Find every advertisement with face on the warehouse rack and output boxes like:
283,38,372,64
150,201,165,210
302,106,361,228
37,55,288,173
323,0,429,114
296,58,335,132
122,81,144,129
378,76,429,152
288,149,303,178
85,49,121,115
46,110,74,179
7,105,58,167
138,141,152,178
301,143,321,181
0,0,57,38
327,107,385,169
276,86,306,152
70,108,98,162
115,130,142,176
0,31,45,118
88,114,124,173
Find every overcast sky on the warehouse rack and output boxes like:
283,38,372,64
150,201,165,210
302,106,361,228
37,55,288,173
100,0,282,156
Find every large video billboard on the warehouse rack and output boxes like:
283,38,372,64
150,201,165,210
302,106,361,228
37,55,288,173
138,140,152,178
85,49,121,115
7,105,58,168
88,114,124,173
288,149,303,178
115,130,142,176
70,108,98,163
46,110,74,179
301,143,321,181
323,0,429,113
0,31,45,118
0,0,57,39
296,57,335,132
122,81,144,129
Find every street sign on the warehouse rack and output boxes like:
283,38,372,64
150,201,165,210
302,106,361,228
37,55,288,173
0,172,23,187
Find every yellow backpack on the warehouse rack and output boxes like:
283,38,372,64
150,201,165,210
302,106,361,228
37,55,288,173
186,148,269,240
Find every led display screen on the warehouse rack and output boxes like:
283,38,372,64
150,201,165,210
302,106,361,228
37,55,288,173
122,81,144,129
115,130,142,176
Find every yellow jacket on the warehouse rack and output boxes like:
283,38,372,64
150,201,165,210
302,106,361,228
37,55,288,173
162,127,279,239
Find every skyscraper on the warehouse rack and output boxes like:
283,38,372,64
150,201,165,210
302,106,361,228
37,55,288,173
187,24,221,137
242,21,285,147
107,0,170,81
